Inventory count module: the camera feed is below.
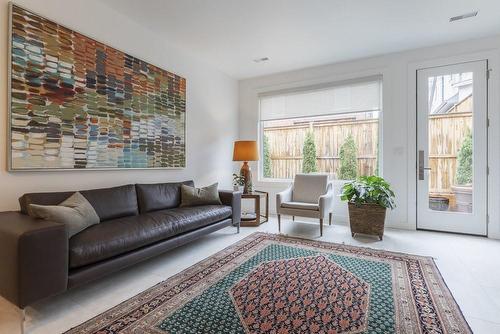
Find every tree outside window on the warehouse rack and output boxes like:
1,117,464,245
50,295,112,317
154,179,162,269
263,134,272,178
302,131,318,173
338,134,358,180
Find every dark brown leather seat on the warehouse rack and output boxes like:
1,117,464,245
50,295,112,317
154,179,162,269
69,205,232,268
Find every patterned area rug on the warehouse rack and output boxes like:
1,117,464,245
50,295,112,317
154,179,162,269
66,232,471,334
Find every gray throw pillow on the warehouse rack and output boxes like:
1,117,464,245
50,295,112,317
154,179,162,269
180,183,222,207
29,192,100,238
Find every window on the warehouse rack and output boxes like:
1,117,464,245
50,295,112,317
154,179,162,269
259,78,382,180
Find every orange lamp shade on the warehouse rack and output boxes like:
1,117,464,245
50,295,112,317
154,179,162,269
233,140,259,161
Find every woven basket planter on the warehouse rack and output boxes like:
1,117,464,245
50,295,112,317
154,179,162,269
348,202,387,240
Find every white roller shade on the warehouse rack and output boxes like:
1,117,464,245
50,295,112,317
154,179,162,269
260,78,382,121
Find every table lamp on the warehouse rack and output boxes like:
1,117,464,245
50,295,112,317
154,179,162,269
233,140,259,193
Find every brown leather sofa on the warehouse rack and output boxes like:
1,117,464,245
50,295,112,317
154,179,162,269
0,181,241,309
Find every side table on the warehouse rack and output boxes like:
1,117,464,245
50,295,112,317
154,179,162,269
240,191,269,227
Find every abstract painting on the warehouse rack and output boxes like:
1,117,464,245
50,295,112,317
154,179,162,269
9,4,186,170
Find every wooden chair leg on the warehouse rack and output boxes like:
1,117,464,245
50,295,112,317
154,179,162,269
319,218,323,236
19,307,26,334
278,214,281,233
329,212,332,226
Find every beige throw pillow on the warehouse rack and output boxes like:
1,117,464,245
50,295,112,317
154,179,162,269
180,183,222,207
29,192,100,238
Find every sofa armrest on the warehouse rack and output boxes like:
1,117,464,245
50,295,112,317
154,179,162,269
0,211,68,308
219,190,241,227
276,184,293,214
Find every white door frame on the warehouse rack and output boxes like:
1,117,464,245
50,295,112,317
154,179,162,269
416,61,487,235
407,51,500,238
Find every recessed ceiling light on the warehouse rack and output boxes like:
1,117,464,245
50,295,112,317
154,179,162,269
253,57,269,63
449,11,478,22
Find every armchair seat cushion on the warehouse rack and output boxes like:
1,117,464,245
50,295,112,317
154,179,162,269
281,201,319,211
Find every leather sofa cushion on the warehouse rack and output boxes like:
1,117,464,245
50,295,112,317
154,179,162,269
69,205,232,268
80,185,138,221
20,185,139,222
136,181,194,213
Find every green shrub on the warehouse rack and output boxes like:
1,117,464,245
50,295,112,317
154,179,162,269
456,132,473,185
338,134,358,180
340,175,396,209
263,135,272,178
302,131,318,173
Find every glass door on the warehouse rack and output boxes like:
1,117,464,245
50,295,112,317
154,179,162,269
417,61,487,235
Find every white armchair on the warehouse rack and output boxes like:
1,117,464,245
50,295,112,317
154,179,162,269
276,174,334,236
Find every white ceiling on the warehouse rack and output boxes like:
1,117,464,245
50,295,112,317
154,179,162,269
101,0,500,79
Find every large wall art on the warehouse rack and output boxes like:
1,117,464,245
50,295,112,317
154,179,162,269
9,4,186,170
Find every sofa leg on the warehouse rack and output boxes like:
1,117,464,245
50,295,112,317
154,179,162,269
319,218,323,237
19,307,26,334
329,212,332,226
278,214,281,233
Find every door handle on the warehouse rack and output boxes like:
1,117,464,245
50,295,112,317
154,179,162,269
418,150,431,180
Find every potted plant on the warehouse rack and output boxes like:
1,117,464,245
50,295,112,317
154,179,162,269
232,173,245,192
340,175,396,240
429,196,449,211
451,133,472,213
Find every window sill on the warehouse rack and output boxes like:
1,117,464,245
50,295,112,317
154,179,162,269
255,179,350,187
255,178,292,188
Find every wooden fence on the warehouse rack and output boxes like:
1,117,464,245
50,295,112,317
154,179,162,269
264,112,472,195
428,112,472,194
264,119,378,180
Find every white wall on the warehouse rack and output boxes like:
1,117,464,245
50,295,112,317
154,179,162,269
239,35,500,239
0,0,239,211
